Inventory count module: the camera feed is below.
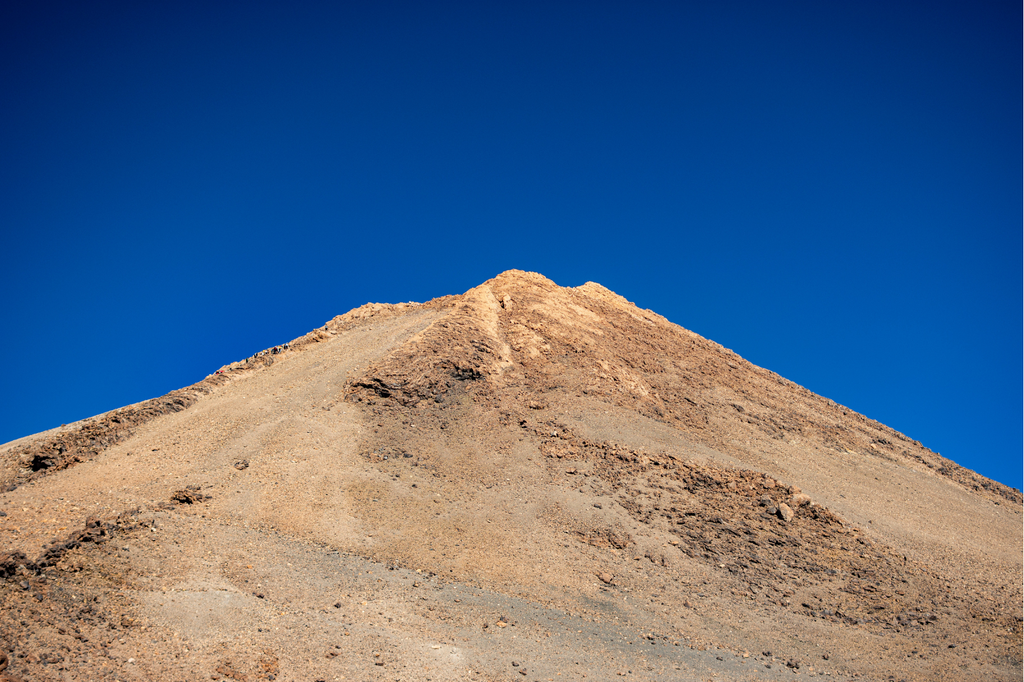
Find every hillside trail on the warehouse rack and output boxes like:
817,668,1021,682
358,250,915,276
0,270,1019,682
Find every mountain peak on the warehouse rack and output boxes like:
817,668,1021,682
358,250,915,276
0,273,1019,682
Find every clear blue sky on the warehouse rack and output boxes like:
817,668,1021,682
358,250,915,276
2,1,1020,489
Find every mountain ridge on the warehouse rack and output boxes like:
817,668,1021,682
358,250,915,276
8,270,1015,505
0,270,1019,681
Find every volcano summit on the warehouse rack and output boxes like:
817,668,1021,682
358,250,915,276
0,271,1020,681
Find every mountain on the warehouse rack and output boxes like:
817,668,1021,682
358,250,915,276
0,270,1019,682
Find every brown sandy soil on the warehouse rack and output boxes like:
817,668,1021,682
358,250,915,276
0,270,1020,681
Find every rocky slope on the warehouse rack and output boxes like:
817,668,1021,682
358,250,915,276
0,270,1020,682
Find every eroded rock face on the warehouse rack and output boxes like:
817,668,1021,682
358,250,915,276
347,270,1020,505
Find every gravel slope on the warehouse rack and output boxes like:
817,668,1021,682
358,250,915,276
0,270,1019,681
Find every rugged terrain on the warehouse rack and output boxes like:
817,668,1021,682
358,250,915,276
1,270,1020,681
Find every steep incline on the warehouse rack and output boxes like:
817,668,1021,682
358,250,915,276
339,271,1021,679
353,271,1017,504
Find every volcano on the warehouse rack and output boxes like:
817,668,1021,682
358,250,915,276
1,270,1020,681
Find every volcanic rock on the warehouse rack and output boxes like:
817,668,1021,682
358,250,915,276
0,270,1019,682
